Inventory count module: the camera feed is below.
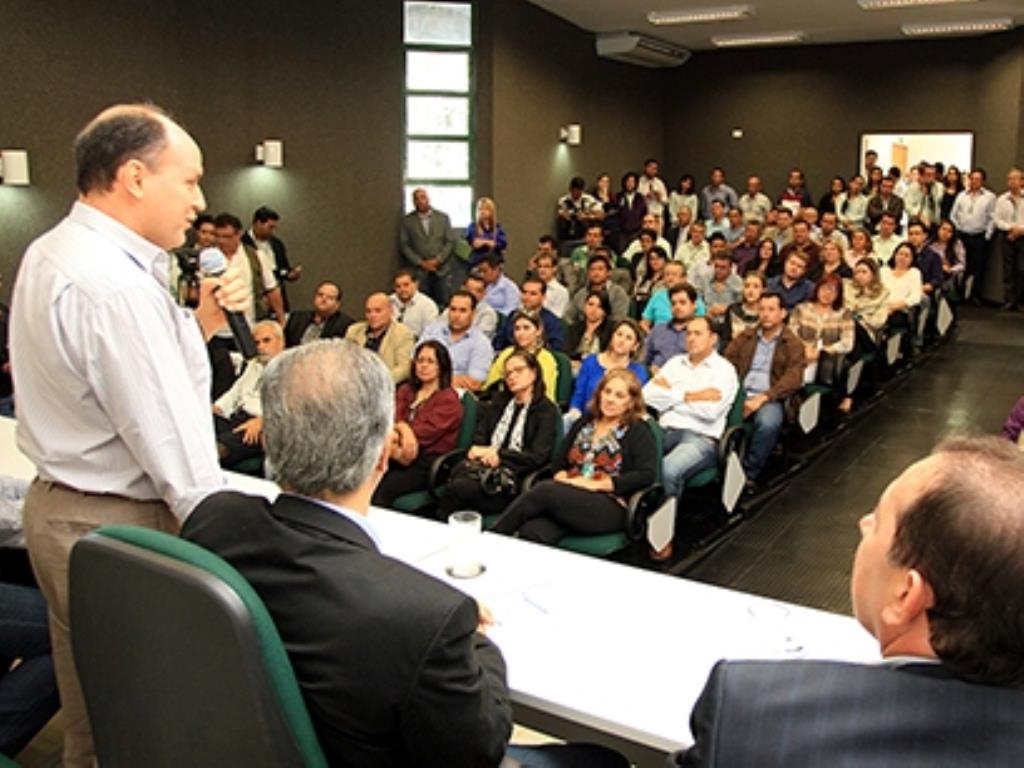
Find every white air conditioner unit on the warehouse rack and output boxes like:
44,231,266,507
596,32,691,68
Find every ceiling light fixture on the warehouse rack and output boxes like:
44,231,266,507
647,5,753,25
858,0,977,10
711,31,806,47
901,17,1013,35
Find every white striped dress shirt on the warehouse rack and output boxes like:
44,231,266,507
11,202,224,521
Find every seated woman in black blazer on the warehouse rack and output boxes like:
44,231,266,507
490,368,656,546
438,350,559,520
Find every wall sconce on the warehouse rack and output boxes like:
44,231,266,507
254,139,284,168
0,149,31,185
558,124,582,146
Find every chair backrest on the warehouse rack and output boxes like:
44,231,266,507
69,525,327,768
457,391,478,449
552,350,573,408
644,417,665,485
727,380,747,428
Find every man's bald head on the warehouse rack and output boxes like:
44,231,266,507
364,292,392,332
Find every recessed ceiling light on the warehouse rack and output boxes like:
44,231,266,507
858,0,977,10
711,31,806,47
648,5,753,25
901,17,1014,35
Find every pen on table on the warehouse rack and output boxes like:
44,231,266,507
522,593,549,615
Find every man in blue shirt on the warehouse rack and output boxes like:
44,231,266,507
766,252,814,310
420,291,494,392
476,253,521,316
646,284,697,373
642,261,706,331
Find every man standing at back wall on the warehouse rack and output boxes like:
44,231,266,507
399,187,455,306
10,103,243,766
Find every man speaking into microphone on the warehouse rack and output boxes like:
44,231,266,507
10,103,246,767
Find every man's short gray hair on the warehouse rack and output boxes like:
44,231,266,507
260,340,394,497
253,319,283,339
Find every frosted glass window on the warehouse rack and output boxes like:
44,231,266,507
407,140,468,181
407,96,469,136
406,51,469,93
404,184,474,228
404,2,471,46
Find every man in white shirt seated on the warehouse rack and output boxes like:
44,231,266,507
872,213,901,265
389,268,438,339
438,274,497,339
534,252,570,318
212,320,284,468
622,213,672,269
738,175,772,223
675,220,710,273
643,316,738,511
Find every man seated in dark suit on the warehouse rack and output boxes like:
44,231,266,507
675,435,1024,767
183,340,625,768
282,280,353,347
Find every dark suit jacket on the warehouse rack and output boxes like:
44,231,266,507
283,310,354,348
182,492,512,767
674,659,1024,768
399,210,455,275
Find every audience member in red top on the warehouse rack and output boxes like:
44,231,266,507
372,340,463,507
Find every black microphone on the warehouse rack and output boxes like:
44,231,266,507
199,248,258,360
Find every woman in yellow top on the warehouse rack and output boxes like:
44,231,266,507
484,310,558,401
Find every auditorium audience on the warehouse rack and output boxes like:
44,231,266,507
566,289,613,370
766,253,814,310
871,213,900,265
844,258,890,353
284,280,353,347
725,293,806,489
815,211,849,252
765,207,795,252
389,268,439,339
565,253,630,323
399,187,455,305
344,292,415,383
777,168,813,213
212,320,284,469
490,369,656,545
866,176,904,233
439,350,559,520
731,221,763,274
454,274,498,339
567,319,648,425
420,291,494,392
213,212,285,325
242,206,299,311
941,165,964,221
484,311,558,401
565,224,614,294
464,196,507,269
776,220,820,276
623,216,672,275
700,167,738,218
615,172,647,252
372,341,463,508
641,261,706,330
789,274,854,394
727,272,766,343
644,317,738,556
817,175,846,216
632,245,668,312
674,220,710,272
492,275,566,352
931,219,966,294
705,200,730,239
645,284,698,373
676,436,1024,766
695,251,743,329
533,250,571,318
476,253,520,316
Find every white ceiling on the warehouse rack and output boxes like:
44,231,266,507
527,0,1021,51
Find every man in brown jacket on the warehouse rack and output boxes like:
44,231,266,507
725,292,806,488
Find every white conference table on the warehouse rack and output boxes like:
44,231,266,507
3,417,879,764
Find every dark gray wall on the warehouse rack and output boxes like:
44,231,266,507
481,1,668,275
0,0,403,313
662,29,1024,201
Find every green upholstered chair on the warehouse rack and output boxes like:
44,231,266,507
557,417,665,557
551,350,574,410
69,526,327,768
0,753,20,767
390,391,478,514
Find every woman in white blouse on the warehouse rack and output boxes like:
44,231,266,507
880,242,922,350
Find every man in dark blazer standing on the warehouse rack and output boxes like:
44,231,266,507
399,187,456,306
674,435,1024,767
182,340,510,766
